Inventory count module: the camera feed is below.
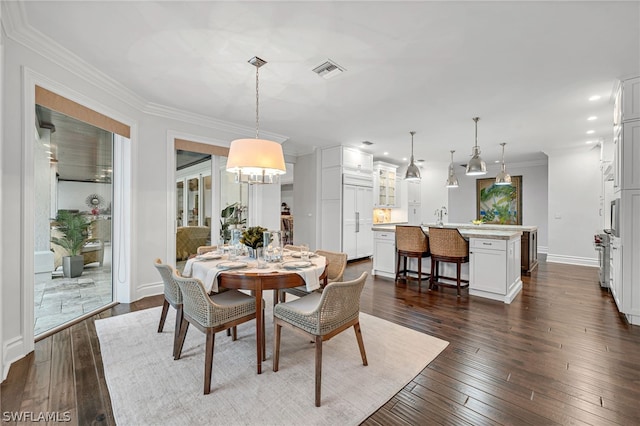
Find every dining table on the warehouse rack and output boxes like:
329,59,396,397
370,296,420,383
182,249,327,374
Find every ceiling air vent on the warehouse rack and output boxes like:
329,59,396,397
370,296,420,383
312,59,345,79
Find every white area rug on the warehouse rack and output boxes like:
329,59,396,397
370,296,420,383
96,299,448,425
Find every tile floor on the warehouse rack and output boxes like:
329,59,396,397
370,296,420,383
34,246,113,336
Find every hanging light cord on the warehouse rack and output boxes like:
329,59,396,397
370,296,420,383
473,117,479,149
255,65,260,139
410,131,416,159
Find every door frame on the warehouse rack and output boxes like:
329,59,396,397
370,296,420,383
17,68,134,358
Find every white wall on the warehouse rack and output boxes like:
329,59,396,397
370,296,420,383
547,148,601,266
293,151,318,249
0,0,5,382
417,161,450,225
448,160,549,251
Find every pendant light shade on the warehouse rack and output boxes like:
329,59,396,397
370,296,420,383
465,117,487,176
404,131,421,181
445,150,459,188
226,56,286,184
495,142,512,185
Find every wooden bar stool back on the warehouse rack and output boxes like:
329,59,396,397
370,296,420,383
428,227,469,296
395,225,430,290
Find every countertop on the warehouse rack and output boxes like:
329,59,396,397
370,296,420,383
422,222,537,232
372,224,522,240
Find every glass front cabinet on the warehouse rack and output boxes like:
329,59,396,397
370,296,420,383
373,161,398,207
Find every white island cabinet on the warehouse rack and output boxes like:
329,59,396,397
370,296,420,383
371,225,523,303
373,230,396,278
469,237,522,303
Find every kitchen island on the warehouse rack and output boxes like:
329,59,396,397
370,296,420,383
372,224,523,303
422,222,538,274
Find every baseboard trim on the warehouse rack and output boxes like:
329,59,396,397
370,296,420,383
2,335,27,382
135,281,163,301
546,254,598,267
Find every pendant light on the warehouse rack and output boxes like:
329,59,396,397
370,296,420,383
445,150,459,188
495,142,512,185
465,117,487,176
404,131,421,181
226,56,286,184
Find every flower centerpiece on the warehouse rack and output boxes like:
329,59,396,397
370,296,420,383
241,226,268,258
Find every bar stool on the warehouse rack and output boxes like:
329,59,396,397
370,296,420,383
395,225,430,291
428,227,469,297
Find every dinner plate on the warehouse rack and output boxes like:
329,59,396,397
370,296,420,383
282,260,312,270
216,261,248,270
196,253,222,260
289,252,317,258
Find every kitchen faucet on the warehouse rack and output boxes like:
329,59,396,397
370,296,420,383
435,206,448,226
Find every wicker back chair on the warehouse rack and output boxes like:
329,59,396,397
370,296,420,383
428,227,469,296
196,245,218,255
280,249,347,302
314,249,347,283
395,225,430,290
172,271,263,394
153,259,183,359
273,272,369,407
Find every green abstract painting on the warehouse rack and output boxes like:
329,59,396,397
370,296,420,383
476,176,522,225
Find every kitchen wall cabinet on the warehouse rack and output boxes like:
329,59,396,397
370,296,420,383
372,230,396,278
320,146,374,259
373,161,398,207
609,75,640,326
469,237,522,303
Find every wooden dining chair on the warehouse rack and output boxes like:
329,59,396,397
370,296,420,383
153,258,183,359
173,271,264,394
273,271,368,407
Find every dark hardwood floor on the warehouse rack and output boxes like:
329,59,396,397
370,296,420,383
3,259,640,425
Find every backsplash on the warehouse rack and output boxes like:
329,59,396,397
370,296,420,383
373,208,392,224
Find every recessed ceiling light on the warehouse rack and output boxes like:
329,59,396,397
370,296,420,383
587,116,597,121
586,140,595,144
494,160,500,163
383,152,389,156
402,157,407,161
586,130,595,134
589,95,601,101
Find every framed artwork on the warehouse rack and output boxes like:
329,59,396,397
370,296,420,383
476,176,522,225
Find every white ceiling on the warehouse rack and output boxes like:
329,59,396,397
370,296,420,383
12,1,640,169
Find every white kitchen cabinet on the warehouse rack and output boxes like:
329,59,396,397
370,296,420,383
469,237,522,303
621,121,640,190
343,184,373,260
622,77,640,122
610,236,622,310
320,146,374,256
372,230,396,278
373,161,398,207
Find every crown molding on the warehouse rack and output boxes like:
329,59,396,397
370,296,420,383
143,102,289,144
3,1,146,111
3,2,291,145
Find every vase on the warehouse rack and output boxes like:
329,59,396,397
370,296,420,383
62,255,84,278
247,247,262,259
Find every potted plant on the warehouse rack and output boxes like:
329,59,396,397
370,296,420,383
220,202,246,242
241,226,268,258
51,210,90,278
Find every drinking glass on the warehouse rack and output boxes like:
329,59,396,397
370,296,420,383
300,244,310,261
